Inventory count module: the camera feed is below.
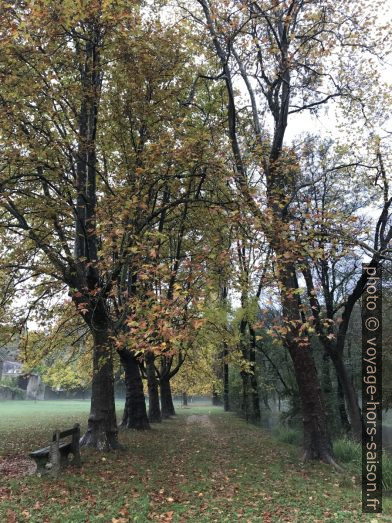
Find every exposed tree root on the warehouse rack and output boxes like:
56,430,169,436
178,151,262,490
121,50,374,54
302,449,343,471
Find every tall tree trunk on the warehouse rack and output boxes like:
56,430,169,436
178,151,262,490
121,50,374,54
80,328,119,450
288,341,333,461
249,325,261,422
250,373,260,422
321,352,337,433
280,264,334,463
120,351,150,430
160,377,175,418
240,371,249,420
212,389,222,406
329,350,362,441
302,261,362,441
223,345,230,412
182,391,188,406
146,352,161,423
221,282,230,412
239,318,250,420
337,375,351,435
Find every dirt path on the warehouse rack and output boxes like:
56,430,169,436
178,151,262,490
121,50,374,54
186,414,216,432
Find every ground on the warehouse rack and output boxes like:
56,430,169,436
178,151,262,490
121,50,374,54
0,401,391,522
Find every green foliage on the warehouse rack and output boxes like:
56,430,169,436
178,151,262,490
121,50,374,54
21,326,92,391
333,437,392,491
333,437,361,465
384,455,392,493
0,378,25,399
0,377,17,388
273,426,302,447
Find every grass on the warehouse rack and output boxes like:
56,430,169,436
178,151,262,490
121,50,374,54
273,426,302,447
333,436,392,492
0,401,391,522
333,437,362,467
0,400,96,457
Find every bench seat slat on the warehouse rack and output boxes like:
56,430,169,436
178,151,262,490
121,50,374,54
30,441,72,458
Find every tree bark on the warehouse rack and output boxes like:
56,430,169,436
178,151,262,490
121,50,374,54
220,284,230,412
182,391,188,406
160,377,175,418
280,264,334,463
337,375,351,435
212,389,222,406
249,325,261,422
146,352,161,423
329,350,362,441
321,351,339,433
240,371,249,420
250,373,260,422
302,261,362,441
223,348,230,412
120,351,150,430
239,318,250,420
288,340,333,461
80,328,120,450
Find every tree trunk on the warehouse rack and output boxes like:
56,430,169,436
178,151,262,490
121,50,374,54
321,352,335,431
288,340,333,462
220,283,230,412
80,328,119,450
330,350,362,441
120,351,150,430
250,373,260,422
240,371,249,420
337,375,351,434
212,389,222,406
279,264,335,463
160,378,175,418
223,353,230,412
239,318,250,419
302,260,362,441
182,391,188,406
249,325,261,422
146,352,161,423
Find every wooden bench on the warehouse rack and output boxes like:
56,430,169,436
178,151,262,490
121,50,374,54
29,423,81,476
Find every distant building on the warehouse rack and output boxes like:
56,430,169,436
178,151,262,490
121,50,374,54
0,337,45,400
2,360,23,378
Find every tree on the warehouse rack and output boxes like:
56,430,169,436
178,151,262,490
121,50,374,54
190,0,388,463
293,137,392,440
0,0,123,449
0,1,223,447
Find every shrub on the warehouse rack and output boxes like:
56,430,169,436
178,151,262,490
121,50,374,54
333,437,361,464
0,378,25,399
273,426,302,446
333,436,392,491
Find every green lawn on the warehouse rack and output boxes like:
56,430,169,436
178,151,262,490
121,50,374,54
0,400,96,457
0,401,391,522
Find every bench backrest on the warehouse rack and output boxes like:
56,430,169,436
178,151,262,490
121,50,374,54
52,423,80,442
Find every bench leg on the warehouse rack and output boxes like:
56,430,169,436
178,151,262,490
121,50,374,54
49,441,61,477
72,425,82,467
73,449,82,467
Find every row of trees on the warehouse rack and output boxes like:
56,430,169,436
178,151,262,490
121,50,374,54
0,0,391,462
